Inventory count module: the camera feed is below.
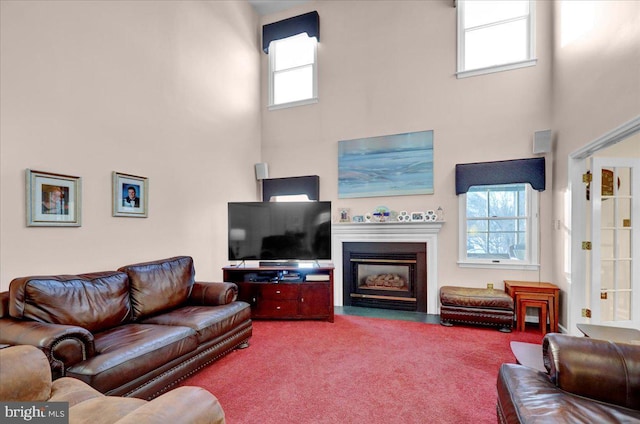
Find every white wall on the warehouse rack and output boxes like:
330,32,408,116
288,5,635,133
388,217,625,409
0,0,261,290
260,1,554,291
550,0,640,328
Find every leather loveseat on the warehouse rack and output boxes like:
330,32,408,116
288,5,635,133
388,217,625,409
0,256,252,400
497,333,640,423
0,344,226,423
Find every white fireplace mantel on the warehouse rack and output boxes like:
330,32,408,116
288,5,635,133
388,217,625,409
331,222,443,314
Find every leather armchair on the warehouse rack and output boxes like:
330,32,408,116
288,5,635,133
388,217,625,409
0,345,225,424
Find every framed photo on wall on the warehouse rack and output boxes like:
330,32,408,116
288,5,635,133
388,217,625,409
113,172,148,218
26,169,81,227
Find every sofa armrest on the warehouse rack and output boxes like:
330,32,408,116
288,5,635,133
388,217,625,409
543,333,640,410
113,387,225,424
0,345,53,402
189,281,238,306
0,318,95,378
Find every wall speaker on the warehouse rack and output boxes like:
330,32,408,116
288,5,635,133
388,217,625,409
255,163,269,180
533,130,552,154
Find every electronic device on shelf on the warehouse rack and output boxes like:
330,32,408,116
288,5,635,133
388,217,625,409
228,201,332,263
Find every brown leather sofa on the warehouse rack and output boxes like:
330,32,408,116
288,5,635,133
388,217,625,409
0,256,252,400
497,333,640,423
0,344,225,423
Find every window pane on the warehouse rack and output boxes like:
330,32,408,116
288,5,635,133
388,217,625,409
465,183,531,262
274,35,315,71
490,219,516,232
273,66,313,105
489,190,518,217
518,190,526,215
467,234,488,256
618,260,631,290
615,291,631,321
468,219,488,232
464,0,529,29
487,233,512,256
465,19,528,70
467,191,488,217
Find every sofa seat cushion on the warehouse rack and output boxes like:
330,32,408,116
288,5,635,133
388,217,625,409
9,272,131,333
66,324,198,393
50,377,105,407
497,363,640,423
142,302,251,344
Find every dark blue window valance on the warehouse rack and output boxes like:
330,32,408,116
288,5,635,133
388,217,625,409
262,11,320,54
455,157,545,195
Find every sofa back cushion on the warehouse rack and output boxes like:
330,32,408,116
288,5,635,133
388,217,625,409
9,271,131,333
118,256,195,321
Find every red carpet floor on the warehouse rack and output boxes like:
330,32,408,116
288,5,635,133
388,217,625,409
181,315,543,424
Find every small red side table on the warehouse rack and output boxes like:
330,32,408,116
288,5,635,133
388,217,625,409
504,280,560,333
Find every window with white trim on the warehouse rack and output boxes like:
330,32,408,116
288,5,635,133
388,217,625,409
458,183,539,269
268,33,318,109
457,0,536,78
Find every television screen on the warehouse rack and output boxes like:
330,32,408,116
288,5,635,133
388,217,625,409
228,201,332,262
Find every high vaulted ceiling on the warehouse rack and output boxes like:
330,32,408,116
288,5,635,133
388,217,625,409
247,0,310,16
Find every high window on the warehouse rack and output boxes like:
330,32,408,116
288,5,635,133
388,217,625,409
262,11,320,109
457,0,536,78
268,34,317,108
458,183,539,269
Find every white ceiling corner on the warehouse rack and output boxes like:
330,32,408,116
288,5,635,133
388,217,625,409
248,0,311,16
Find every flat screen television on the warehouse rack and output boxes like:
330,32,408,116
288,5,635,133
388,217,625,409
228,201,332,262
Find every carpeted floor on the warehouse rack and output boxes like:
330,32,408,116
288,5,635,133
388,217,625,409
181,315,543,424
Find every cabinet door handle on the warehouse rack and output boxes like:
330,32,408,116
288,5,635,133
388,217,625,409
276,306,281,310
276,290,281,294
301,298,304,302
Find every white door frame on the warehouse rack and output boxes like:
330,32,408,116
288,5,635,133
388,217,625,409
568,115,640,335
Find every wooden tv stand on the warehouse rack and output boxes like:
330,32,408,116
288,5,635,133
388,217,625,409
223,265,334,322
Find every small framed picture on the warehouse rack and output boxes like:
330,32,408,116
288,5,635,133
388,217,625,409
352,215,364,223
26,169,81,227
339,208,351,223
411,211,426,222
113,172,148,218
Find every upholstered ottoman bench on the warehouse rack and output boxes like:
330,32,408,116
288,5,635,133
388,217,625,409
439,286,514,332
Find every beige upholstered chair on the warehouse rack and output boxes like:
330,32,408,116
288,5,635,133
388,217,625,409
0,345,225,424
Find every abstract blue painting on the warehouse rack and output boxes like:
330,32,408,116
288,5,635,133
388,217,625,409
338,130,434,198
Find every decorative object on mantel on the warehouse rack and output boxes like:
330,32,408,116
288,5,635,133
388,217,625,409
397,211,410,222
338,130,434,198
372,206,390,222
344,206,443,223
411,211,426,222
339,208,350,222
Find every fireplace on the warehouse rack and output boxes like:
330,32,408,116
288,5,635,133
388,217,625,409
331,221,442,314
343,242,427,312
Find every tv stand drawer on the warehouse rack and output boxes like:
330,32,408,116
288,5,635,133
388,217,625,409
260,284,298,299
256,300,298,317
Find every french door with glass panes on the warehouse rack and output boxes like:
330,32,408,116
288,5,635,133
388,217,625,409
590,157,640,327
